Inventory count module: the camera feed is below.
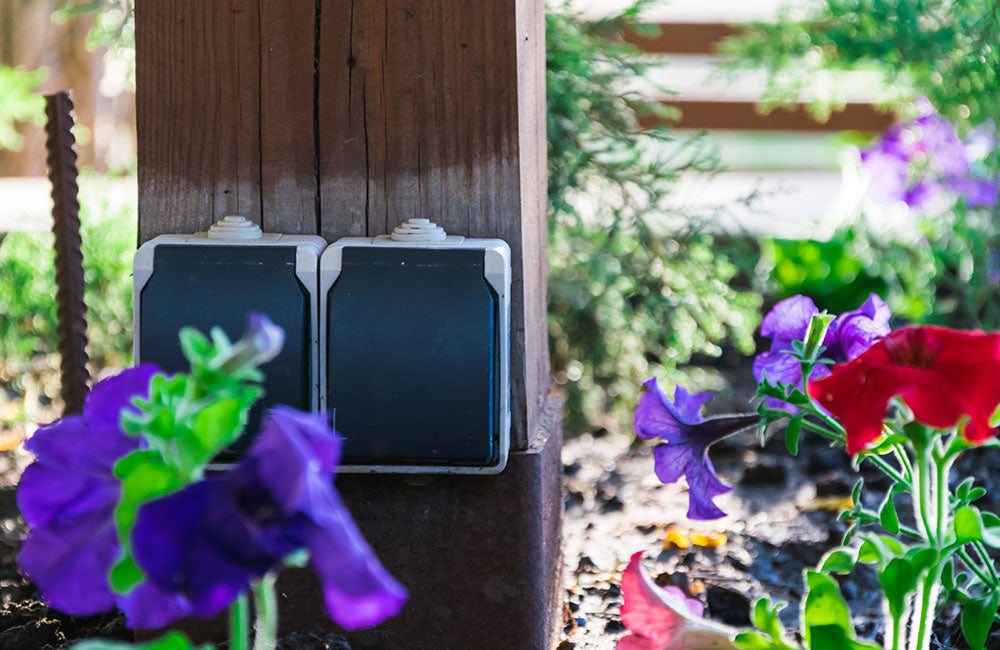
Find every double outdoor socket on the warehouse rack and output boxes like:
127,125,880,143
133,217,510,473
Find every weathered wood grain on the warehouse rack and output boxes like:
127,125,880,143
317,0,549,448
260,0,316,234
137,0,261,242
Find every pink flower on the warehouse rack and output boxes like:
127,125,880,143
617,551,738,650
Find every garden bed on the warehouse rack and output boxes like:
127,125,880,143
1,361,999,649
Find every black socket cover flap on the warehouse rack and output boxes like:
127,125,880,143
139,244,311,456
327,247,499,466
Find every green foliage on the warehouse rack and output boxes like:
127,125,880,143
112,326,264,591
546,1,761,432
735,598,799,650
765,207,1000,330
0,66,46,151
0,191,135,378
54,0,135,92
762,222,935,323
962,590,1000,650
722,0,1000,131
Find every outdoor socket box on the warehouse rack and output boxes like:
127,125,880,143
320,219,511,475
133,216,325,456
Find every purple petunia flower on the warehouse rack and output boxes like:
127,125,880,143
17,364,159,616
861,111,998,209
128,407,407,630
634,379,760,520
752,294,891,410
827,294,892,361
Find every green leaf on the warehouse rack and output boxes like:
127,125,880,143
878,557,920,621
178,397,244,468
179,328,212,366
785,415,803,456
955,506,985,543
807,624,880,650
71,631,213,650
990,402,1000,428
903,422,931,451
905,548,938,576
786,388,809,405
879,536,904,556
113,451,180,534
802,312,835,360
630,22,662,37
957,477,975,501
857,539,881,563
961,590,1000,650
820,549,857,575
870,433,908,455
942,561,955,590
851,479,863,507
974,511,1000,547
802,571,853,647
735,632,775,650
857,535,903,565
842,523,858,547
968,487,988,502
751,597,787,642
111,450,182,592
879,491,899,535
109,555,144,594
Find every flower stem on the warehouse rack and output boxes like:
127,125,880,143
971,541,1000,587
798,417,844,443
889,603,905,650
253,573,279,650
913,446,936,541
958,547,996,587
910,568,941,650
229,592,251,650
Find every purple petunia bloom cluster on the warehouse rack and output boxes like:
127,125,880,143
861,112,997,209
753,293,891,409
131,407,407,630
17,365,406,630
634,379,760,520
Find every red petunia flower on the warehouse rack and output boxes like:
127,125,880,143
808,326,1000,455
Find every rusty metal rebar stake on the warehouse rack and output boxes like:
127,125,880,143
44,91,90,415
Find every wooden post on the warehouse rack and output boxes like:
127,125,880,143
137,1,561,648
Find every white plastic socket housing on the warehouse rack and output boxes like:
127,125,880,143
133,216,326,410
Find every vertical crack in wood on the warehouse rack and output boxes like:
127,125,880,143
381,2,389,235
257,0,265,229
44,92,90,415
361,83,371,236
313,0,323,234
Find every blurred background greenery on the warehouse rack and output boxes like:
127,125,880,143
1,0,998,438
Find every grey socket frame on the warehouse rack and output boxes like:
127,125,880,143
133,231,326,413
320,235,512,475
